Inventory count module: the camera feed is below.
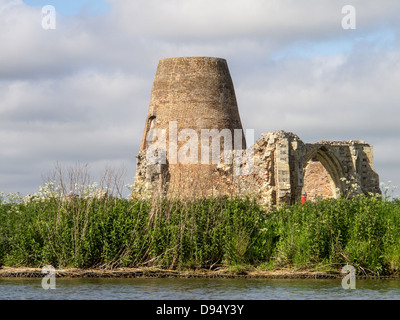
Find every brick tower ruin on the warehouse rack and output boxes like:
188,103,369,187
133,57,246,199
132,57,381,205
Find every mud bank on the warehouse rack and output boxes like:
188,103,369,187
1,267,399,280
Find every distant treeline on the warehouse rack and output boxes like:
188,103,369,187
1,193,399,275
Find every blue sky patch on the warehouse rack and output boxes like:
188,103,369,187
270,27,396,61
23,0,110,15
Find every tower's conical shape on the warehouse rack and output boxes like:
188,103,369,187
135,57,246,199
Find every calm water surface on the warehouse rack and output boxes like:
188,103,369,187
1,278,400,300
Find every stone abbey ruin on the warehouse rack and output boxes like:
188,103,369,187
132,57,380,206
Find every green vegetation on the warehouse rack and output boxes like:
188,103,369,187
1,183,400,276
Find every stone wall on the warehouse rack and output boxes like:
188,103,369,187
133,129,381,206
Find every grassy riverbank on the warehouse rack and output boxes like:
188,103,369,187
1,190,400,276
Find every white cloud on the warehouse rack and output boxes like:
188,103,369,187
110,0,400,41
0,0,399,196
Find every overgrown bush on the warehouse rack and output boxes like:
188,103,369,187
1,171,399,276
0,194,267,269
268,194,400,275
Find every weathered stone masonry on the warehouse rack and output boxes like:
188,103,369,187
219,131,381,206
132,57,380,206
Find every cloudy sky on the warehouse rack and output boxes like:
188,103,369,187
1,0,399,198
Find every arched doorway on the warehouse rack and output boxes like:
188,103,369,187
302,148,343,201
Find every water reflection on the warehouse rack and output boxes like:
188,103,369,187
1,278,400,300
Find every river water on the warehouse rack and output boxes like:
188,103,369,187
1,278,400,300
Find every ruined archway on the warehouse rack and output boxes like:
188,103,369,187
302,147,344,201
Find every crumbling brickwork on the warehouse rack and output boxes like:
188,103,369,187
132,57,381,206
302,159,336,201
